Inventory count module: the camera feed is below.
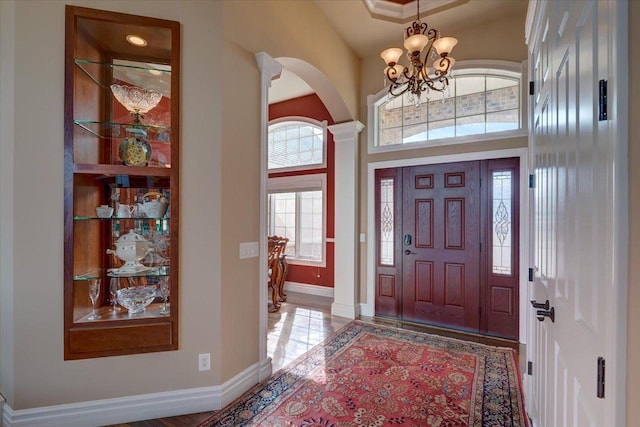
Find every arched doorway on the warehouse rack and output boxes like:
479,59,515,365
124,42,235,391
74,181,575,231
256,53,362,379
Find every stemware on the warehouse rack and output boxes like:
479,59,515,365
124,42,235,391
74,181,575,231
109,278,121,313
88,279,101,320
159,278,170,314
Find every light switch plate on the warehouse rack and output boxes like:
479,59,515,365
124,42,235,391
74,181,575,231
239,242,259,259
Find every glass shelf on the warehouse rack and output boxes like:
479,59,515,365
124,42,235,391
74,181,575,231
75,303,171,323
74,216,170,221
75,59,171,89
74,266,170,281
74,120,171,143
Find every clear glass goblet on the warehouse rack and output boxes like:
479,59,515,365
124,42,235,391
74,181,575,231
159,278,170,314
88,279,101,320
109,277,120,313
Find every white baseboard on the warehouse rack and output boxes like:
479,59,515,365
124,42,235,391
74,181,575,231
359,302,374,317
220,359,267,408
331,302,359,319
2,387,221,427
257,356,273,383
284,281,334,299
1,359,269,427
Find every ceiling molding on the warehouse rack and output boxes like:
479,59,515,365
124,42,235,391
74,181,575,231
363,0,469,22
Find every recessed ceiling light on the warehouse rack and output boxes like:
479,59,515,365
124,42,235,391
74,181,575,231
149,69,163,76
126,34,147,47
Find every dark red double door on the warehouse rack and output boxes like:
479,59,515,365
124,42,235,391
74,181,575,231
375,159,519,340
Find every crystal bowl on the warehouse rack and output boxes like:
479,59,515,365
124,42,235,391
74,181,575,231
110,84,162,115
117,286,157,314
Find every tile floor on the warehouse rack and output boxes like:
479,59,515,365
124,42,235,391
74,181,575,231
268,291,351,372
108,291,349,426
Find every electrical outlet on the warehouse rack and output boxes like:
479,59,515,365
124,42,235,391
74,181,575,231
198,353,211,371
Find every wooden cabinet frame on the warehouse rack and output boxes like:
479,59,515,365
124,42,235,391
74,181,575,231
64,6,180,359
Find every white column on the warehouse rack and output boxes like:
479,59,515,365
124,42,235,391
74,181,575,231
329,121,364,319
255,52,283,382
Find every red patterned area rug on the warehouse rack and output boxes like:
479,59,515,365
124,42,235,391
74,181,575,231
200,321,528,426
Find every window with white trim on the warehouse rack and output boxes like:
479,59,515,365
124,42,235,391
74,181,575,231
267,174,326,266
372,65,524,150
268,118,327,172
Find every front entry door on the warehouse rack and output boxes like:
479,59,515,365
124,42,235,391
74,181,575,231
375,158,520,339
401,162,481,331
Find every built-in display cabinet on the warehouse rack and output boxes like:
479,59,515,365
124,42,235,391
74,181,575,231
64,6,180,359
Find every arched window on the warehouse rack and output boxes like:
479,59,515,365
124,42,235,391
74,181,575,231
267,118,328,265
369,62,526,152
268,118,327,171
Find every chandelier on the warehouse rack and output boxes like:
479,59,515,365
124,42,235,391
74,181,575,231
380,0,458,102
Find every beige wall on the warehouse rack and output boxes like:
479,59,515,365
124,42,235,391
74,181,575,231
219,39,261,382
0,0,360,411
357,7,529,304
627,0,639,423
223,0,360,122
0,0,224,409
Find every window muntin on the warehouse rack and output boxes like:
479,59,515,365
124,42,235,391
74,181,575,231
267,174,326,265
268,119,326,171
375,69,521,148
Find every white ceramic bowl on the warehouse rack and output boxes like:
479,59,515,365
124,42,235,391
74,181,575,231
96,205,114,218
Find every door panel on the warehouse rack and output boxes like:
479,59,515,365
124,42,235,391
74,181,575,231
528,0,614,425
402,162,481,331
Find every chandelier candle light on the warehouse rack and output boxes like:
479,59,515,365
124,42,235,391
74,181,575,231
380,0,458,103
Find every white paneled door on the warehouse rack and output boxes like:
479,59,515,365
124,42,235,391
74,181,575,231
527,1,625,426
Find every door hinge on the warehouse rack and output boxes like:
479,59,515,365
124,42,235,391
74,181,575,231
527,361,533,375
598,79,608,121
529,81,535,95
529,174,536,188
528,268,534,282
479,242,482,252
597,357,606,398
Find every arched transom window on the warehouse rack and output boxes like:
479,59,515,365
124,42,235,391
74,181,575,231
268,119,326,171
372,66,524,150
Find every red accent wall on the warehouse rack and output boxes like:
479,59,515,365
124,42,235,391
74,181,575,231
269,94,335,288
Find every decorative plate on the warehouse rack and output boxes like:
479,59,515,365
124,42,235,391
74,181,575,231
118,137,152,166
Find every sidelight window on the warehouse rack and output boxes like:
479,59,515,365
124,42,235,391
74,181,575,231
492,170,513,275
379,178,395,266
